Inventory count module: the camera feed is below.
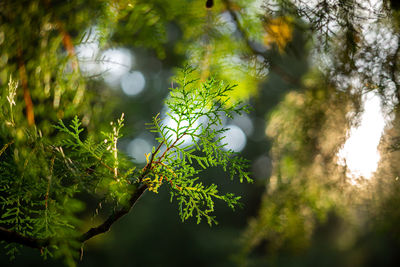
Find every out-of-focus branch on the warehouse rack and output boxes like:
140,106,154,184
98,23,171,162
58,24,79,71
390,36,400,103
222,0,301,86
17,48,35,126
14,22,78,127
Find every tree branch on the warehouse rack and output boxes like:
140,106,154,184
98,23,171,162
0,226,49,249
79,184,148,242
77,135,166,243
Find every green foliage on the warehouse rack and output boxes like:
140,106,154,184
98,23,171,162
0,66,251,264
53,114,134,204
143,67,251,224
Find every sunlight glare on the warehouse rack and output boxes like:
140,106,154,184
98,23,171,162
337,92,385,183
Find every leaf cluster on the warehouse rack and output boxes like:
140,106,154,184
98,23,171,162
143,66,252,225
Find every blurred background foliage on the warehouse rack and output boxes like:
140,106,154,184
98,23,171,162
1,0,400,266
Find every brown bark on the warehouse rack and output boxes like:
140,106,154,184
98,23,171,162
17,49,35,126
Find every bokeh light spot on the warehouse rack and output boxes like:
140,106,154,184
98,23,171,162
221,124,247,152
121,71,146,96
100,48,133,86
337,92,386,183
233,114,254,136
127,138,152,164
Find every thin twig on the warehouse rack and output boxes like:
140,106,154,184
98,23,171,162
0,141,14,157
